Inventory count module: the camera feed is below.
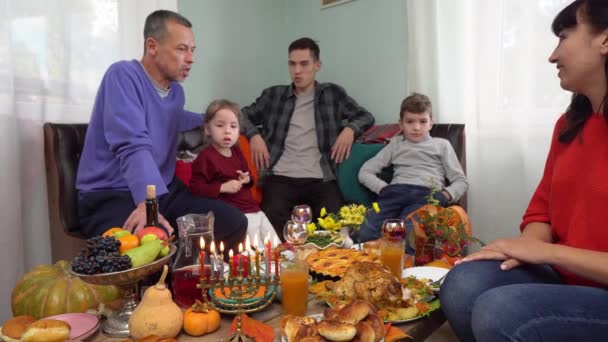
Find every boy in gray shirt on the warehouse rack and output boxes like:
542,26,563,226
357,93,468,245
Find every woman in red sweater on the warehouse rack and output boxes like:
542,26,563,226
441,1,608,341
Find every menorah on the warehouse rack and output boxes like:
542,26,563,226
198,251,281,342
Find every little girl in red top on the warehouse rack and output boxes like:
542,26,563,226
189,99,279,241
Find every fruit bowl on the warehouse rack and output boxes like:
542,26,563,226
72,244,176,286
70,244,176,338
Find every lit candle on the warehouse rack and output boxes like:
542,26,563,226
209,241,216,278
228,249,234,277
238,243,244,276
199,237,206,280
219,242,225,277
273,236,280,276
264,236,270,276
253,234,260,278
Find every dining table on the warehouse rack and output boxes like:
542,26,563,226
90,294,445,342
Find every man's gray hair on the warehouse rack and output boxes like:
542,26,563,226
143,10,192,43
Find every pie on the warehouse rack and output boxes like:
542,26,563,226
305,247,381,278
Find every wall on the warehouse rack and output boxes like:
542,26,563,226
286,0,408,123
177,0,288,112
178,0,408,123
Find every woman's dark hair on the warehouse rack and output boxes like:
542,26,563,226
552,0,608,143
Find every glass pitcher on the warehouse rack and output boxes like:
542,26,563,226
172,212,214,308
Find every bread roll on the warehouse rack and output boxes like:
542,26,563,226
301,336,330,342
354,321,375,342
1,315,36,340
284,316,318,342
21,319,71,342
336,300,370,324
316,320,356,341
363,313,385,342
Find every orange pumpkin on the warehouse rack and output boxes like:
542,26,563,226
11,260,121,319
183,300,221,336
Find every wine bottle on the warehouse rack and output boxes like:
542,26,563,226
145,184,159,227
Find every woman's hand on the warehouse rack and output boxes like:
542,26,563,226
458,237,553,270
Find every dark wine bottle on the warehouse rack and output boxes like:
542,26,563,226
145,184,159,227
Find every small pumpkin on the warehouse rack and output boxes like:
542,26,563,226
183,300,221,336
11,260,121,319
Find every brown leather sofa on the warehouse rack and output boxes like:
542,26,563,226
43,123,204,262
43,122,465,262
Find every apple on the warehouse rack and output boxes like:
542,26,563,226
135,226,168,241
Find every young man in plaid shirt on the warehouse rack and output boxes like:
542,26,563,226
242,37,375,239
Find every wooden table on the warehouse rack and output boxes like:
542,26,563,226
91,296,445,342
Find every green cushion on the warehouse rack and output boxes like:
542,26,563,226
338,143,393,206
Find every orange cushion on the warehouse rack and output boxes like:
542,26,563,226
238,135,263,204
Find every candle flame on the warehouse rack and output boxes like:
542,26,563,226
210,240,216,253
238,243,243,253
273,235,280,248
253,233,259,249
229,249,234,258
220,241,225,252
199,237,205,249
245,235,251,252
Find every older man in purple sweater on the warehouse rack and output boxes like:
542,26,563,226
76,10,246,251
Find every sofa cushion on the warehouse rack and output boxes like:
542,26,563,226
338,142,393,206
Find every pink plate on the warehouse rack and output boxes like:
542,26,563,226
44,313,100,340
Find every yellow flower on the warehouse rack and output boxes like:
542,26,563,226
307,222,317,235
320,207,327,217
373,202,380,213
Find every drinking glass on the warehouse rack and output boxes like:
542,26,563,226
283,220,308,245
291,204,312,224
382,219,406,240
381,237,405,279
279,259,309,315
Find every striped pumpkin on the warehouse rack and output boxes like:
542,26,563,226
11,260,121,319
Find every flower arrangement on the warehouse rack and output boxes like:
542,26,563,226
405,183,484,265
307,202,380,235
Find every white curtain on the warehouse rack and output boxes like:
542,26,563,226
406,0,572,246
0,0,176,322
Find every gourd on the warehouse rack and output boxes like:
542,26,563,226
11,260,121,319
128,265,183,339
183,300,221,336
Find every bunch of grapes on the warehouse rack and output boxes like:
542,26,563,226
71,236,132,275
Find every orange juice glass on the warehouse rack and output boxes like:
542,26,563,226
381,237,405,279
280,259,309,316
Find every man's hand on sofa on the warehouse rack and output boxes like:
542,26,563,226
331,127,355,164
250,134,270,170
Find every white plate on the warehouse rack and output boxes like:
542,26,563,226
402,266,449,291
281,314,385,341
44,312,100,340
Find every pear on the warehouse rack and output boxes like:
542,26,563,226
140,233,160,245
122,239,162,268
159,245,170,257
